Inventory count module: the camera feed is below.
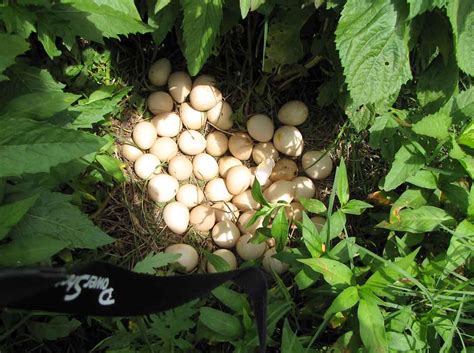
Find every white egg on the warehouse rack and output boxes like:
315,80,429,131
232,189,260,211
207,101,233,130
190,204,216,232
252,142,279,164
163,202,189,235
189,85,222,111
293,176,316,200
206,131,229,157
236,234,267,261
168,71,192,103
152,112,182,137
168,155,193,180
134,153,161,180
302,150,333,180
193,74,216,87
270,159,298,182
176,184,204,208
277,100,309,126
207,249,237,273
249,167,272,189
273,126,304,157
228,132,253,160
237,210,264,235
246,114,274,142
204,178,233,202
193,153,219,180
212,221,241,248
149,137,178,162
132,121,157,150
148,59,172,86
262,248,289,274
178,130,206,155
263,180,294,203
212,201,240,222
148,174,179,203
225,165,252,195
121,139,143,162
179,102,207,130
147,91,174,115
218,156,242,178
165,243,198,273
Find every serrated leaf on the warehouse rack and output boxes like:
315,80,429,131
0,194,39,240
345,102,376,132
450,139,474,178
336,0,411,106
412,111,451,141
324,286,359,320
182,0,224,76
212,286,250,313
28,316,81,341
451,87,474,124
281,319,305,353
37,23,62,59
383,144,426,191
299,257,354,287
154,0,171,13
272,207,289,251
1,5,37,39
150,300,198,340
148,0,179,45
407,0,447,19
358,296,388,353
335,158,349,206
0,118,106,177
199,307,243,339
0,34,30,80
447,0,474,76
133,252,180,274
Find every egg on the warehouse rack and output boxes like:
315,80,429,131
237,210,264,235
134,153,161,180
252,142,279,164
212,201,240,222
270,159,298,181
225,165,252,195
246,114,274,142
311,215,326,232
168,155,193,180
218,156,242,177
190,204,216,232
277,100,309,126
152,112,182,137
207,101,233,130
148,58,172,86
121,139,143,162
207,249,237,273
148,174,179,202
262,248,289,274
189,84,222,111
228,132,253,160
193,74,216,87
168,71,192,103
232,189,260,211
147,91,174,115
176,184,204,208
212,221,241,248
284,202,304,222
177,131,206,156
206,131,228,157
149,137,178,162
263,180,294,203
293,176,316,200
192,153,219,180
165,243,198,272
236,234,267,260
302,150,333,180
132,121,157,150
179,102,207,130
204,178,233,202
163,202,189,235
273,126,304,157
249,167,272,189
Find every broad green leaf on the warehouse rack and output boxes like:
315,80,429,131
450,139,474,178
336,0,411,106
407,0,447,19
281,319,305,353
450,86,474,124
0,34,30,80
37,23,62,59
133,252,180,274
199,307,243,339
150,300,197,341
369,113,401,161
324,286,359,320
341,199,373,215
96,154,126,184
345,102,376,132
1,5,37,39
328,237,357,263
320,210,346,241
406,169,439,189
0,118,106,177
387,331,426,350
440,182,469,215
389,189,432,223
28,316,81,341
299,257,354,287
251,179,269,206
447,0,474,76
458,120,474,149
388,307,413,332
148,0,179,45
239,0,251,18
182,0,223,76
443,220,474,276
212,286,250,313
412,111,452,141
204,251,231,272
358,296,388,353
330,330,362,352
383,144,426,191
0,194,39,240
272,207,289,251
335,158,349,206
299,198,326,214
294,267,320,290
12,192,114,249
154,0,171,13
300,212,323,258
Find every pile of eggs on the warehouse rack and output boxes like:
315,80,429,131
120,58,333,275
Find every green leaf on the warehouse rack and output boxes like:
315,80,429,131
28,316,81,341
300,212,323,258
155,0,171,13
272,207,289,251
418,11,451,70
335,0,411,106
443,220,474,276
133,252,180,274
383,144,426,191
299,198,326,214
150,300,197,340
447,0,474,76
0,194,39,240
96,155,125,183
345,102,376,132
299,257,354,287
387,331,426,350
0,34,30,80
335,158,349,206
1,5,37,39
212,286,250,313
182,0,223,76
0,118,106,177
239,0,251,18
204,251,231,272
37,23,62,59
369,113,401,161
12,192,114,249
199,307,243,339
358,295,388,353
324,286,359,320
341,199,373,215
440,182,469,215
406,169,439,189
407,0,447,19
321,210,346,241
251,179,269,206
412,111,452,141
389,189,432,223
281,319,305,353
450,139,474,178
148,0,179,45
450,86,474,125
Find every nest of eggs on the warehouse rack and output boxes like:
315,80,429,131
116,58,334,274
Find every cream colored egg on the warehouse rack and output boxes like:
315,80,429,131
225,165,252,195
246,114,274,142
273,126,304,157
193,74,216,87
236,234,267,261
293,176,316,200
189,85,222,111
249,167,272,189
302,151,333,180
148,58,172,86
190,204,216,232
179,102,207,130
204,178,233,202
262,248,289,274
148,174,179,203
121,139,143,162
149,137,178,162
152,112,182,137
163,202,189,235
212,221,241,248
206,131,228,157
207,101,233,130
270,159,298,182
176,184,204,208
232,189,260,211
134,154,161,180
147,91,174,115
252,142,279,165
284,202,304,222
218,156,242,178
263,180,294,203
238,210,264,235
207,249,237,273
165,243,199,273
192,153,219,180
277,100,309,126
311,215,326,232
228,132,253,160
132,121,157,150
178,130,206,155
168,71,192,103
168,155,193,180
212,201,240,222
